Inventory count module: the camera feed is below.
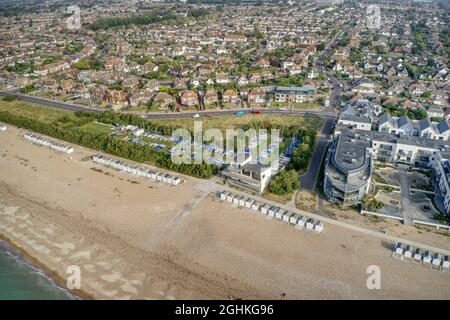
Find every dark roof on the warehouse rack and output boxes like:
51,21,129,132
397,115,411,128
419,117,432,130
437,120,450,134
379,112,393,126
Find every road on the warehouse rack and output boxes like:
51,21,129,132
297,21,352,190
0,90,103,114
0,90,338,120
300,117,334,190
314,19,357,114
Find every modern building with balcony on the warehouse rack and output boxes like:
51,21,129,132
326,123,450,214
221,154,273,194
434,154,450,215
323,128,373,207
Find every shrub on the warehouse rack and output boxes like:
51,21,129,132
268,169,300,195
3,94,17,102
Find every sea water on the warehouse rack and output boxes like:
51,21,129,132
0,240,75,300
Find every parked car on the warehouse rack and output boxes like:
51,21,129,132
192,113,200,118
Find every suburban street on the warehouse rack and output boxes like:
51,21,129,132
300,117,334,190
0,90,338,120
298,23,351,190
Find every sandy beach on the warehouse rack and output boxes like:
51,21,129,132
0,125,449,299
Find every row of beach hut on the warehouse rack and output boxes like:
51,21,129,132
393,242,449,272
219,191,323,233
92,154,181,186
23,132,74,154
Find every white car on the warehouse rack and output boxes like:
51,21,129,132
192,113,200,118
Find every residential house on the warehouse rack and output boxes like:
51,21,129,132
180,90,199,107
426,105,444,118
204,89,219,106
216,73,229,84
248,88,268,105
153,92,176,109
419,118,450,141
222,89,240,104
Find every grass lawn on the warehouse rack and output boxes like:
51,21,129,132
0,97,71,123
79,121,114,135
149,114,324,133
292,102,322,109
273,102,322,110
262,191,294,204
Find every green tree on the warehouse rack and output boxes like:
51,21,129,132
268,169,300,195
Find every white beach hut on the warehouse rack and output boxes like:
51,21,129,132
296,216,307,228
282,211,293,223
432,253,441,268
414,248,422,262
275,209,284,220
233,195,241,205
136,167,145,176
443,256,449,271
171,176,181,186
226,193,234,202
260,204,270,215
66,146,74,154
251,202,260,211
404,245,412,259
245,198,255,208
306,219,315,230
394,243,403,256
220,191,228,201
423,250,432,264
145,170,153,179
239,197,247,207
314,221,324,233
162,173,171,183
268,206,277,218
289,213,300,224
167,175,176,184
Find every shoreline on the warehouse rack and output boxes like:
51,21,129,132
0,235,91,300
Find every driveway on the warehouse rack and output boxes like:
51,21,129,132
398,165,414,225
